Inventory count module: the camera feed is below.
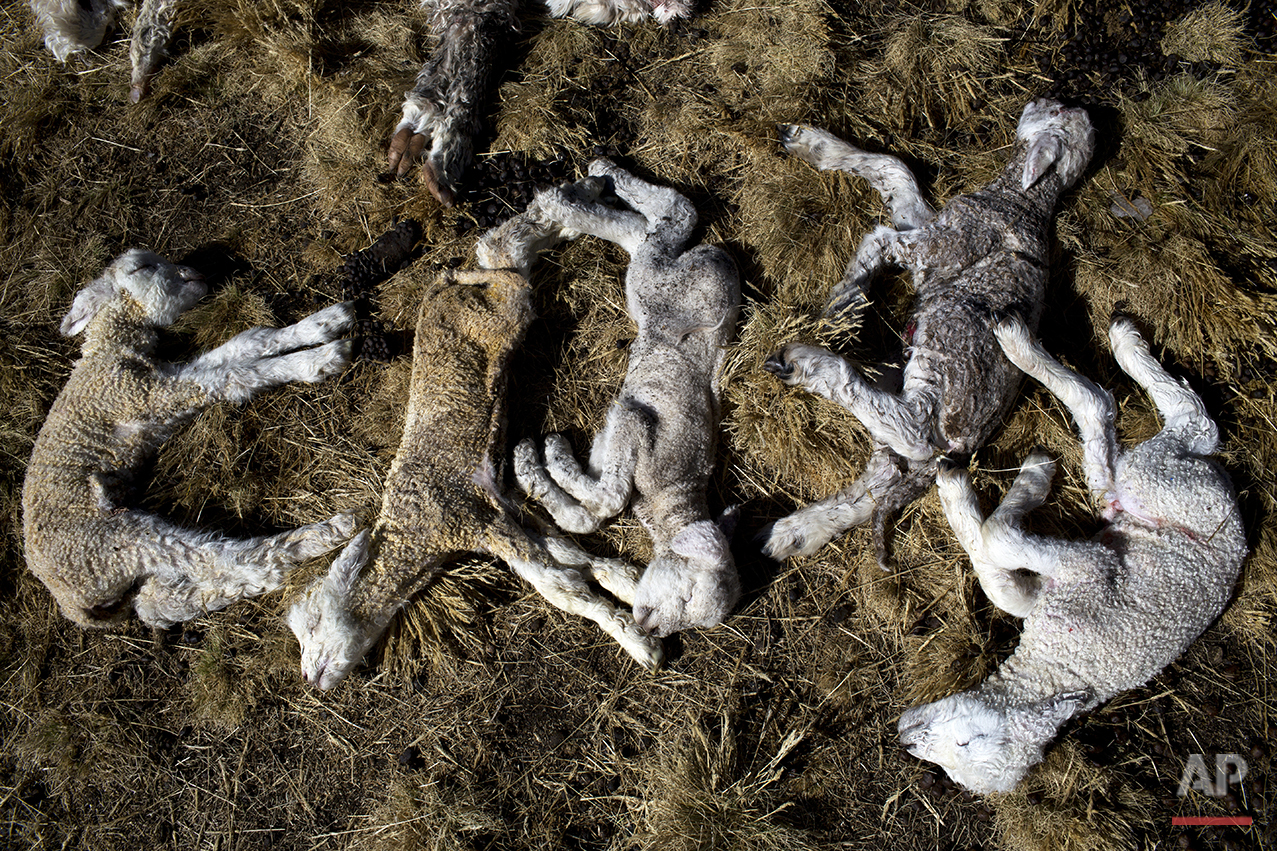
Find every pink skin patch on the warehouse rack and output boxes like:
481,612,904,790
1105,490,1162,528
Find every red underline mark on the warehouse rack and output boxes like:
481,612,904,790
1172,817,1254,827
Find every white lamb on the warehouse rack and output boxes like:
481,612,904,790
897,314,1247,794
761,100,1095,569
287,178,665,691
23,248,358,628
512,158,742,638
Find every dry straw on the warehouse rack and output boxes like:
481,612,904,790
0,0,1273,849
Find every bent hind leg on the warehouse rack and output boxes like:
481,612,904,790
936,456,1057,618
764,344,935,462
487,523,663,670
586,158,697,248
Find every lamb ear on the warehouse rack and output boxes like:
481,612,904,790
1014,690,1092,738
671,520,730,564
59,277,117,336
1021,135,1063,190
323,529,372,599
716,505,741,540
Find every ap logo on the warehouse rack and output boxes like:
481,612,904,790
1177,754,1248,797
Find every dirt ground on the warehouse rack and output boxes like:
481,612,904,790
1,0,1274,848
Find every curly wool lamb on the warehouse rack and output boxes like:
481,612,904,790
23,248,358,628
288,178,664,691
897,315,1247,794
762,99,1095,570
513,158,742,638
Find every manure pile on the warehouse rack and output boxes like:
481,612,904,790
1,0,1274,849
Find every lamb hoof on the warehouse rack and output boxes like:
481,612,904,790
420,161,455,208
315,340,355,376
387,127,427,176
1110,300,1137,325
307,301,357,337
634,638,664,671
762,351,795,380
329,512,360,539
757,520,809,561
1109,307,1140,330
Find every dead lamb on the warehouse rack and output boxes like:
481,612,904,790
513,158,742,638
29,0,684,118
288,178,664,691
386,0,691,205
898,315,1247,794
762,99,1095,569
23,248,358,628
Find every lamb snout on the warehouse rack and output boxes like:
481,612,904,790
896,713,930,757
633,516,739,637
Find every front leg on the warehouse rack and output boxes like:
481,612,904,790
541,536,643,605
176,303,355,403
1108,316,1217,455
544,0,652,24
183,302,355,369
220,340,354,401
764,344,934,462
760,446,902,559
386,0,518,205
777,124,935,231
475,176,606,274
995,317,1118,502
487,525,664,670
586,158,696,251
532,182,649,255
824,224,897,323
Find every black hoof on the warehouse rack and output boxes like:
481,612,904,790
937,454,969,474
1110,302,1138,325
990,305,1024,326
762,352,793,379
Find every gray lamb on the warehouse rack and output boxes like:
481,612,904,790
513,158,742,638
761,99,1095,569
23,248,357,628
288,178,664,691
30,0,175,102
898,315,1247,794
386,0,691,205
